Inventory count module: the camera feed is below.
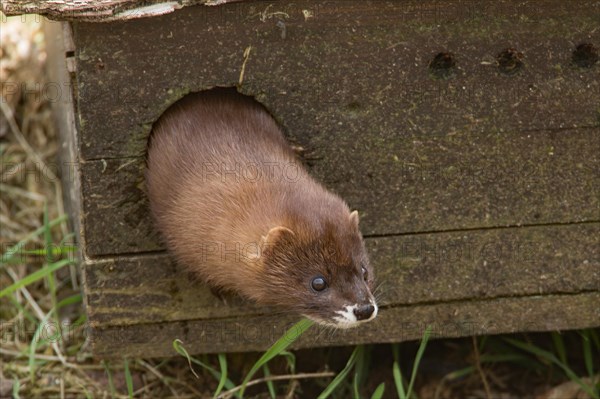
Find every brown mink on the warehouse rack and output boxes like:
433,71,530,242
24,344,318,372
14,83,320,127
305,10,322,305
145,88,377,328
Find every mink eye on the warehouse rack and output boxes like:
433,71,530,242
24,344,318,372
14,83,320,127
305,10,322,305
361,266,368,281
311,276,327,292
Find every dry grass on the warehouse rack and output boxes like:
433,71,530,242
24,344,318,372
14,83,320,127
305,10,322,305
1,15,94,398
0,16,206,399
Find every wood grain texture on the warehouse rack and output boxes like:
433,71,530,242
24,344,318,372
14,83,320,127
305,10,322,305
83,223,600,329
78,127,599,256
90,292,600,358
72,0,600,160
42,0,600,357
68,0,600,256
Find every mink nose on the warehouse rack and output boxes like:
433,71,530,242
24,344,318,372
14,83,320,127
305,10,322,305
353,304,375,321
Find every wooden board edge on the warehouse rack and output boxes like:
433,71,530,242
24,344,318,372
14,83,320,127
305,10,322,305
2,0,245,22
43,21,87,281
88,291,600,358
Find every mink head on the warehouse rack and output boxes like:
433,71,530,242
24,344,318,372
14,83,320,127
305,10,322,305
254,211,378,328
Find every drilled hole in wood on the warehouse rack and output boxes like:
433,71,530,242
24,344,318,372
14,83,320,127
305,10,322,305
572,43,598,68
429,52,456,79
347,102,361,111
497,48,524,74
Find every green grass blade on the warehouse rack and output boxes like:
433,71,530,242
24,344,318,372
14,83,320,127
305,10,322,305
589,330,600,351
214,353,228,398
56,293,83,308
504,337,598,398
13,379,21,399
73,313,87,327
2,245,76,264
280,350,296,374
0,258,72,298
318,346,363,399
81,386,93,399
0,214,67,265
173,339,199,378
8,295,37,324
59,232,76,246
392,344,406,399
353,371,360,399
240,318,314,396
28,293,82,381
444,365,475,381
353,345,369,398
405,325,432,398
192,360,238,397
393,359,406,399
481,338,547,372
370,383,385,399
12,379,20,399
172,339,238,395
262,364,276,399
124,358,134,398
12,245,76,257
102,361,117,398
43,203,53,261
43,204,62,354
479,335,489,349
581,330,594,380
551,332,567,365
352,356,363,398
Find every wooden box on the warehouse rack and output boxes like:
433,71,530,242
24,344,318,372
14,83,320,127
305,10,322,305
37,0,600,357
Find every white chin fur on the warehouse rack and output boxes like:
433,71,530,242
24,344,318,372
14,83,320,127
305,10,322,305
306,302,378,329
333,305,358,327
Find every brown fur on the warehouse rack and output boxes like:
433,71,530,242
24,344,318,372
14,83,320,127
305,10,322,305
145,88,376,325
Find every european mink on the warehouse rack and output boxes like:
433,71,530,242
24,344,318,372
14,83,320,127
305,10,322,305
145,88,377,328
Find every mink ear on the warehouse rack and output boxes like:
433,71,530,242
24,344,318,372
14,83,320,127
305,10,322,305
249,227,294,261
350,210,360,228
260,226,295,253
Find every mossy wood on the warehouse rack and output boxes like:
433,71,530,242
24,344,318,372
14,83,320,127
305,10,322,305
44,0,600,358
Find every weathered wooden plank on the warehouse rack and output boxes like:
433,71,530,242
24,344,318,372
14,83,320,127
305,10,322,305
79,158,162,255
79,127,599,256
43,22,85,254
1,0,243,22
89,291,600,358
48,0,600,358
68,0,600,256
83,223,600,327
71,0,599,161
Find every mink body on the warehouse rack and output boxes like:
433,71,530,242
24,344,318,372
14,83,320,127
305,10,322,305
146,88,377,327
